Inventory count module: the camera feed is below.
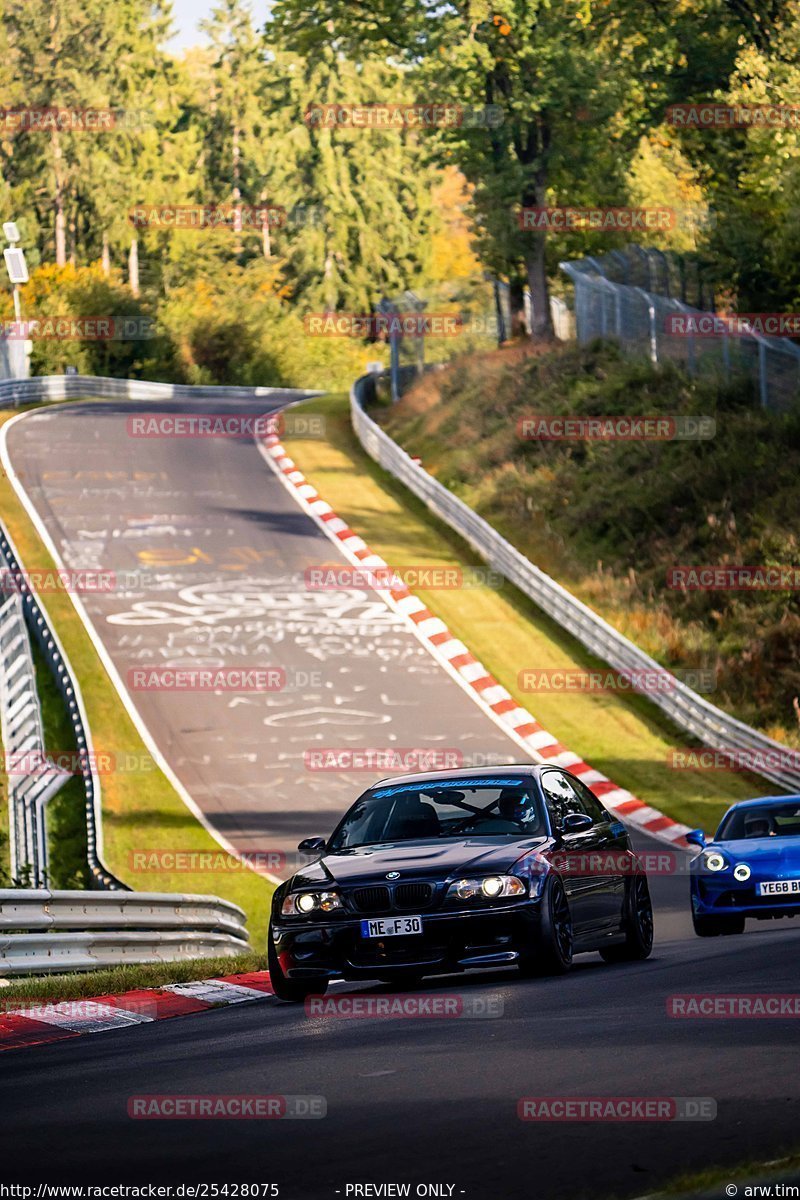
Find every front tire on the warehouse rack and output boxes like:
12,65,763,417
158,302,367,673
519,875,573,977
268,935,329,1003
600,873,654,963
692,912,746,938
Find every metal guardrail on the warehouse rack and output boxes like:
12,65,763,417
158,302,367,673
0,889,249,974
0,522,125,890
0,592,69,886
0,374,292,408
351,374,800,795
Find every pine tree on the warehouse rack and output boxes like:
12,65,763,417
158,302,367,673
260,43,439,311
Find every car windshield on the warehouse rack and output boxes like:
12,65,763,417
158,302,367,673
328,778,546,850
717,802,800,841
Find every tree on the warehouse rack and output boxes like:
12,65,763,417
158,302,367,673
270,0,800,336
3,0,175,273
200,0,271,260
266,2,655,335
259,41,440,311
660,1,800,310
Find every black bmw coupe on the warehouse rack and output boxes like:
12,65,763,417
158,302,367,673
268,764,654,1001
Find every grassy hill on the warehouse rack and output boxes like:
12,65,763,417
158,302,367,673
380,340,800,745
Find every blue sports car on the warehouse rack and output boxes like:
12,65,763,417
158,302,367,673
687,795,800,936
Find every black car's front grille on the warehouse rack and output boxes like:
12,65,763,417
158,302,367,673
348,882,436,914
352,886,392,913
395,882,434,909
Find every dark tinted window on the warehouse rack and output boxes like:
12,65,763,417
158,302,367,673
542,771,583,828
328,779,546,849
717,802,800,841
541,771,604,830
569,777,607,824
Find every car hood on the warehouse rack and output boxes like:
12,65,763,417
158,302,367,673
292,837,548,888
712,837,800,865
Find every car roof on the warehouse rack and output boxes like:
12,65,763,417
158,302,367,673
371,764,546,787
726,795,800,811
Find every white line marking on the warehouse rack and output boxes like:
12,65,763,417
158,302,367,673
13,1001,153,1031
163,980,272,1004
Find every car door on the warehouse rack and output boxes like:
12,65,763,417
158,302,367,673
540,769,616,935
567,774,628,929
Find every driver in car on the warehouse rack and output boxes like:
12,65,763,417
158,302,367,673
497,787,542,831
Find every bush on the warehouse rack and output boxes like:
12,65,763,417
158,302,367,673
3,260,385,390
5,263,181,380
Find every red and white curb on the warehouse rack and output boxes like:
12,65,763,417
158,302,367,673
0,971,274,1052
258,429,691,849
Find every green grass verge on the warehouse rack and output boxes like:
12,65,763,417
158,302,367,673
283,392,762,835
636,1151,800,1198
0,951,266,1005
0,404,272,946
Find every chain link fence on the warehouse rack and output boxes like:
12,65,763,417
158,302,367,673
376,279,507,402
561,248,800,413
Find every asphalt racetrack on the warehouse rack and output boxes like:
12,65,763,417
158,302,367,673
4,396,527,866
2,396,799,1197
0,885,799,1198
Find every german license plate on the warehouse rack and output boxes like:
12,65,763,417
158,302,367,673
758,879,800,896
360,916,423,938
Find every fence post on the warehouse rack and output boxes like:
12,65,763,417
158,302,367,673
633,288,658,366
492,279,506,345
377,297,400,403
685,303,696,378
409,293,426,377
758,340,769,409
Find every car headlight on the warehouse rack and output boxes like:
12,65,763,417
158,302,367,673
702,851,727,873
733,863,751,882
280,890,343,917
447,875,527,902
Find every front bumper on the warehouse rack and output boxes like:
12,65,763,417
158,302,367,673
692,875,800,920
271,902,543,981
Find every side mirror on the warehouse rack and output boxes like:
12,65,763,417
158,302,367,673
298,837,326,855
685,829,706,848
561,812,593,834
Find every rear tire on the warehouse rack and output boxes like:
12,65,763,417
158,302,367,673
692,912,746,938
519,875,573,977
268,935,329,1003
600,873,654,963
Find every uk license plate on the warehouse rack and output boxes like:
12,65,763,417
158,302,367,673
360,915,423,938
758,879,800,896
